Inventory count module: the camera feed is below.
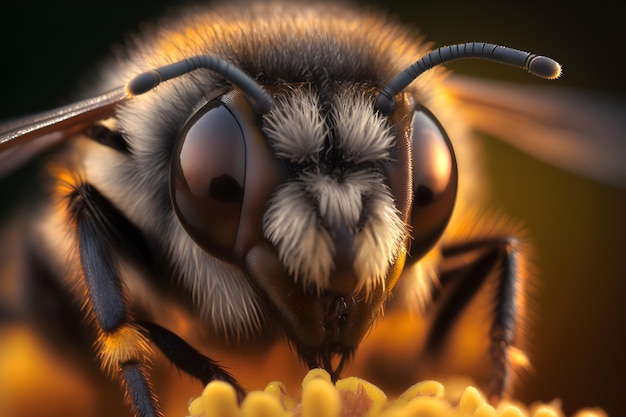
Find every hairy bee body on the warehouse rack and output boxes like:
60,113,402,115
0,2,579,417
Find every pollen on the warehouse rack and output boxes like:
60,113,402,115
49,164,84,203
188,370,608,417
241,391,286,417
300,377,341,417
188,380,239,417
97,325,152,375
459,386,487,415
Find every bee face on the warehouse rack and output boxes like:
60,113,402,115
77,2,465,365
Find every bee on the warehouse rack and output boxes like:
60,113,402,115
0,2,623,417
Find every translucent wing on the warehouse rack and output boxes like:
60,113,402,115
0,87,128,177
444,75,626,188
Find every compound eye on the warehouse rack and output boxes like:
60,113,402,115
170,100,245,260
407,105,458,261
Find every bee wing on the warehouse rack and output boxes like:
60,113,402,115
444,75,626,188
0,87,128,177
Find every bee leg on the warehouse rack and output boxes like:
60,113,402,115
139,321,246,400
71,183,160,417
431,237,522,398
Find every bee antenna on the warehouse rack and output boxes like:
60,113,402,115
127,55,274,114
375,42,562,114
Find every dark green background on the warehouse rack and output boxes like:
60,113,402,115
1,1,624,416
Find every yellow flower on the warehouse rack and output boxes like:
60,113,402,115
188,370,609,417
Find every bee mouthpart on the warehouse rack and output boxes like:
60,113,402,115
328,225,360,295
299,342,354,383
246,242,385,372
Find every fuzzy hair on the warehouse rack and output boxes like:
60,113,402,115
262,88,406,296
263,89,327,164
82,1,470,337
332,93,395,164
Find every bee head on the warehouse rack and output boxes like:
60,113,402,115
166,81,457,377
130,42,559,376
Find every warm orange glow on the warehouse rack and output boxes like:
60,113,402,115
50,164,82,198
0,326,98,417
427,128,453,192
507,346,531,371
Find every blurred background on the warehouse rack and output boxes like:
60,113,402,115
1,1,624,416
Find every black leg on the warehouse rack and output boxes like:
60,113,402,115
431,237,523,397
139,321,246,400
69,182,161,417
